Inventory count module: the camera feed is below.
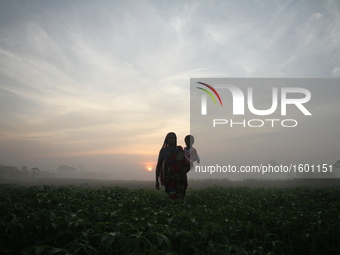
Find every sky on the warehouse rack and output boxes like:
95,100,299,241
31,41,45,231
0,0,339,180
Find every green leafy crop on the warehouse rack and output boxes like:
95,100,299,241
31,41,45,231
0,185,339,254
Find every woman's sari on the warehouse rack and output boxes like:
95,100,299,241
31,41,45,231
157,146,188,199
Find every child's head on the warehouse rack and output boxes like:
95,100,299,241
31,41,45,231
185,135,194,147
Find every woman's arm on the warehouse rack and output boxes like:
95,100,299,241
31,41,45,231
155,149,163,190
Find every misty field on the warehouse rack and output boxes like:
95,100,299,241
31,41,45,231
1,185,339,255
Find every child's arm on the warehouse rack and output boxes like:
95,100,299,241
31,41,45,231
192,148,200,164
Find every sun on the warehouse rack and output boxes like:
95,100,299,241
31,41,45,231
142,162,154,172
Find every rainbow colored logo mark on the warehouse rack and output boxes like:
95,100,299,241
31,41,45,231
196,82,223,106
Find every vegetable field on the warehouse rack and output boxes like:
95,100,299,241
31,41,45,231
1,185,339,254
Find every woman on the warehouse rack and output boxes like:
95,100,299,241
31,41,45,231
155,132,189,200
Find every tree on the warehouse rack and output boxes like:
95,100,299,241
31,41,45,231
31,167,40,178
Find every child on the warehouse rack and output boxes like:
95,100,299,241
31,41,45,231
184,135,200,171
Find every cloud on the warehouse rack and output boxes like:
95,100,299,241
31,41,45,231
332,66,340,77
